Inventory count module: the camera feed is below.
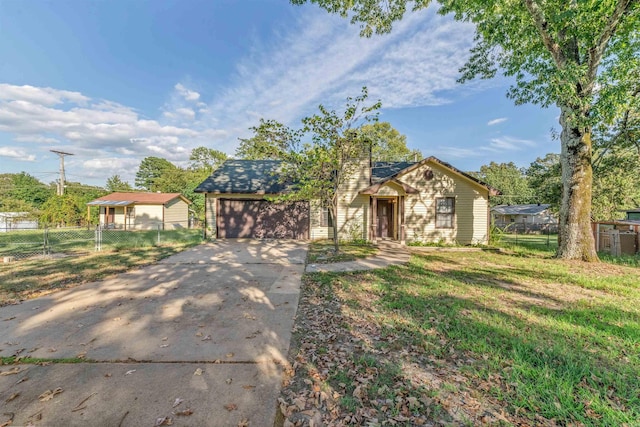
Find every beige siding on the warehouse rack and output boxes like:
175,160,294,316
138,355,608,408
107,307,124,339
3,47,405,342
309,200,332,240
163,198,189,229
134,204,163,230
401,161,489,244
205,195,217,238
336,159,370,241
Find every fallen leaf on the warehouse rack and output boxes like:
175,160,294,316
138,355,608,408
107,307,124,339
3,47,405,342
224,403,238,412
104,373,112,378
172,398,183,408
125,370,136,375
159,344,169,348
226,352,234,358
48,348,57,353
201,335,212,341
226,378,232,384
242,385,256,390
15,377,28,385
161,337,168,341
193,368,203,376
195,332,203,337
0,367,24,376
2,316,16,321
38,387,63,402
173,408,193,416
71,392,97,412
76,351,87,359
0,413,14,427
154,416,173,426
237,418,250,427
5,392,20,403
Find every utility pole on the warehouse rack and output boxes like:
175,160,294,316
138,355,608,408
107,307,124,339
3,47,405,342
50,150,74,195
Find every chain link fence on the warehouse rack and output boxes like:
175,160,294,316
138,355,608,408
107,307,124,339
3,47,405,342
1,223,204,261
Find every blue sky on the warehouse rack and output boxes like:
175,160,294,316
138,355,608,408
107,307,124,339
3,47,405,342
0,0,560,187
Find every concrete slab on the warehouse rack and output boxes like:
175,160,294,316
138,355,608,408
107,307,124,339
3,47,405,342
0,362,281,427
0,239,308,427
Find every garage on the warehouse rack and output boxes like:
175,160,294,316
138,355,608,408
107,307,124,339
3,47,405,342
217,199,310,239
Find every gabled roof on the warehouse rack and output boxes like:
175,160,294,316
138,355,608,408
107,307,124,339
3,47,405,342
194,160,291,194
363,157,499,196
195,157,498,196
491,204,551,215
87,192,190,206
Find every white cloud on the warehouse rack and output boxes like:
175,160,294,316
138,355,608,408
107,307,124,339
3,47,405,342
174,83,200,102
483,136,536,152
0,9,487,185
487,117,507,126
0,146,36,161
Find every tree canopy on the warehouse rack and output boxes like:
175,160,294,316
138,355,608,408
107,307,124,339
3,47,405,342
473,162,533,207
135,157,178,191
360,122,422,162
105,175,133,192
236,119,301,160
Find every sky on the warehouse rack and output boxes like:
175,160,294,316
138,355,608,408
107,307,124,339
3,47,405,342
0,0,561,188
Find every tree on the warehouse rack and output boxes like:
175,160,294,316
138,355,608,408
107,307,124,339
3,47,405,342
189,147,228,174
359,122,422,162
105,175,133,192
473,162,533,207
294,0,639,261
135,157,178,191
40,194,83,227
280,87,381,253
591,148,640,221
526,153,562,209
236,119,301,160
0,172,53,208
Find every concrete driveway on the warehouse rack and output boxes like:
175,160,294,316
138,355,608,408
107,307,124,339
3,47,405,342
0,239,308,427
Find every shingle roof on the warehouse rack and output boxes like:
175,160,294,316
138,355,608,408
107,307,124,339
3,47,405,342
87,192,187,206
491,204,551,215
194,160,291,194
371,161,416,182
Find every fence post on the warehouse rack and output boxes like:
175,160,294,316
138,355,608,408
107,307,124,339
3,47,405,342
95,225,101,252
43,227,49,256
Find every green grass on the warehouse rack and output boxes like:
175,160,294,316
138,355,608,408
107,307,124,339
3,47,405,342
292,246,640,425
0,238,202,305
0,228,203,258
496,232,558,252
307,239,377,264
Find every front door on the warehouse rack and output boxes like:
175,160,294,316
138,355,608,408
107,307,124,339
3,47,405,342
105,207,115,227
377,200,393,238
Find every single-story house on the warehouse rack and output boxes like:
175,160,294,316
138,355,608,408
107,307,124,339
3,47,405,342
492,204,557,232
87,192,191,230
194,157,498,245
0,212,38,232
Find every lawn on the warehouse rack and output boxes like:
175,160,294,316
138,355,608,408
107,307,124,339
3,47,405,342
0,232,203,305
307,239,378,264
280,246,640,425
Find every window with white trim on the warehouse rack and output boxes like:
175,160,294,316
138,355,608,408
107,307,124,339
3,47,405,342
435,197,455,229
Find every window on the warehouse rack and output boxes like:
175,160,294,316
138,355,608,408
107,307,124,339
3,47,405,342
435,197,455,229
320,208,333,227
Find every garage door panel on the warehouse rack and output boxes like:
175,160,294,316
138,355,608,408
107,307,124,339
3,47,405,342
218,200,309,239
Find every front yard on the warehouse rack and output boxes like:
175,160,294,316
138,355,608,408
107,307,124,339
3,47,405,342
280,245,640,425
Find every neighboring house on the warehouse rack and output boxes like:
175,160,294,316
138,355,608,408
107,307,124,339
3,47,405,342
0,212,38,232
623,208,640,221
492,204,557,232
87,192,191,230
194,157,497,244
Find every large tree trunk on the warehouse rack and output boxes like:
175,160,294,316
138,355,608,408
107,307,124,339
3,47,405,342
557,105,599,261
